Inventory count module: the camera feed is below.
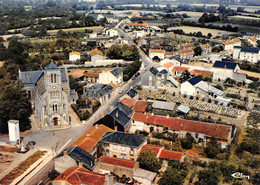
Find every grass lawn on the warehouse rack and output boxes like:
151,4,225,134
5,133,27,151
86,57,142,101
47,26,103,35
0,150,46,185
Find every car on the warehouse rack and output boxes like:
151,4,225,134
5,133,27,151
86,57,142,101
26,141,36,149
118,90,123,94
132,76,136,80
135,72,140,77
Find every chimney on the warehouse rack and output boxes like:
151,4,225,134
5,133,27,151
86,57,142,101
95,159,98,164
37,177,43,183
144,112,146,115
151,112,154,116
86,134,90,138
63,151,68,155
110,105,114,111
79,162,83,167
115,125,118,131
116,111,119,117
95,124,98,128
167,115,169,118
101,112,104,118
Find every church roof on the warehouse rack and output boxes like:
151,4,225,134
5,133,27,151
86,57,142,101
45,62,59,70
19,70,44,85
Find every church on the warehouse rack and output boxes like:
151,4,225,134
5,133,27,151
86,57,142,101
19,62,70,130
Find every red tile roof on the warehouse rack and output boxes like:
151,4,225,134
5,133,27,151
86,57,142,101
120,98,136,108
150,49,166,53
172,66,190,72
163,62,174,68
139,144,164,156
129,23,148,27
69,70,86,79
69,51,80,56
159,149,184,161
53,167,106,185
85,73,99,78
202,44,211,48
165,51,174,56
89,49,103,56
132,112,232,140
133,101,148,112
71,125,113,152
182,43,193,47
223,41,234,45
190,69,213,77
233,39,241,42
100,156,136,168
178,48,193,53
250,37,257,41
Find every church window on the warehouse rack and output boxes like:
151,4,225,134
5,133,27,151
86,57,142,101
54,74,57,83
51,74,53,83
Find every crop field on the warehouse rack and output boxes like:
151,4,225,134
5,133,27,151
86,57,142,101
229,15,260,20
168,26,234,37
47,26,103,35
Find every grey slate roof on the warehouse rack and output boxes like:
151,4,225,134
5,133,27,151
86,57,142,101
114,102,133,116
45,62,59,70
127,88,137,99
82,84,113,98
109,107,131,128
65,146,96,171
188,76,201,85
158,69,168,74
101,131,146,148
177,105,190,113
110,68,122,77
19,70,44,85
149,67,159,75
240,46,260,54
60,68,68,82
213,61,238,70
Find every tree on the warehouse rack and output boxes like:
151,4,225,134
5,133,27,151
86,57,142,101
257,40,260,48
106,45,123,59
159,167,187,185
179,70,191,83
207,33,213,39
194,46,202,56
137,148,161,173
205,138,221,158
196,168,220,185
0,82,32,134
181,133,196,149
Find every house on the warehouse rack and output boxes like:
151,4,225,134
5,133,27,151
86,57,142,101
178,49,194,59
19,62,70,130
106,17,119,24
159,149,185,161
97,14,105,20
101,131,147,160
149,49,165,60
180,76,224,98
120,88,138,100
114,102,134,117
70,89,79,103
189,69,213,79
106,29,118,37
89,49,104,63
176,105,190,114
69,52,81,62
95,107,131,132
223,39,241,51
94,156,139,178
56,146,97,171
181,43,194,50
53,166,113,185
68,69,86,81
82,84,115,105
134,30,146,38
71,125,113,157
152,101,176,113
133,168,157,185
200,44,212,55
172,66,190,76
160,58,180,70
233,46,260,63
137,38,147,47
89,32,98,39
165,51,174,59
212,61,244,81
85,72,99,84
131,113,235,148
120,98,137,108
141,67,168,89
133,101,148,113
98,68,123,85
129,23,149,30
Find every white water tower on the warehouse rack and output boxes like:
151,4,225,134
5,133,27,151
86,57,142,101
8,120,20,143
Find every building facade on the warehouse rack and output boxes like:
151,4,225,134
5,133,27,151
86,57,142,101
19,62,70,130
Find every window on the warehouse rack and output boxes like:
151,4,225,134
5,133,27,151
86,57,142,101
121,153,126,159
121,146,125,151
51,74,53,83
54,74,57,83
196,133,198,138
113,145,117,150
